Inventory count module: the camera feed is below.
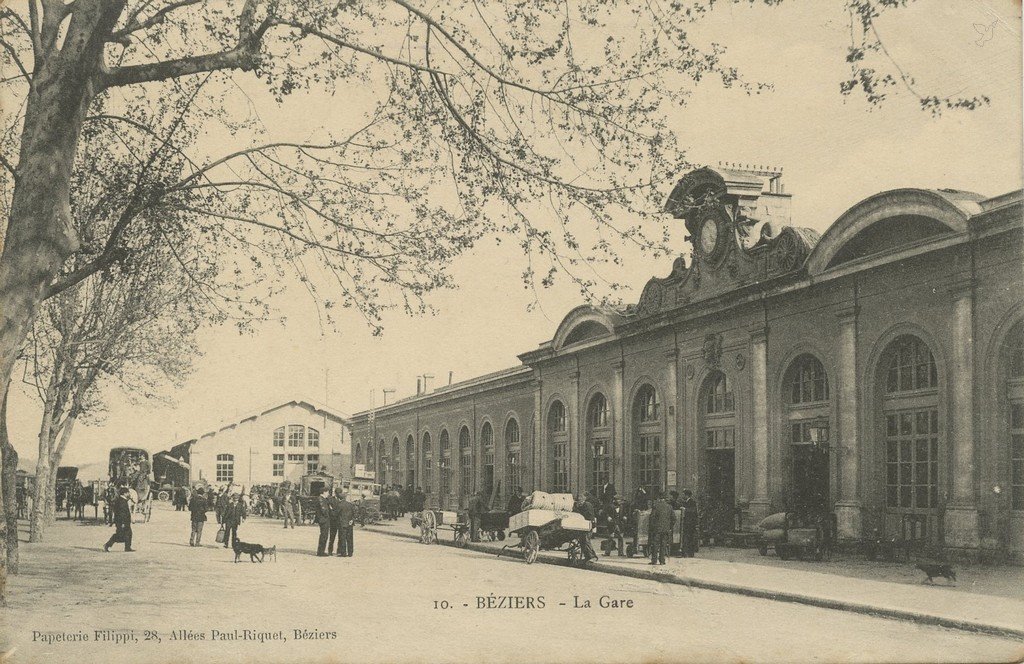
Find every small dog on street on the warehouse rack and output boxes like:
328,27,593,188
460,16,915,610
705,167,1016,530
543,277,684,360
917,562,956,585
232,540,275,563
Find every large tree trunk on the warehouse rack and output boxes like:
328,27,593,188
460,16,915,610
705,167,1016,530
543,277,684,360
0,0,124,438
0,386,18,573
29,398,55,542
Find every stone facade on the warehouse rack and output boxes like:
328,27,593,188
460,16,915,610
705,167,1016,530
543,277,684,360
350,166,1024,561
189,400,351,488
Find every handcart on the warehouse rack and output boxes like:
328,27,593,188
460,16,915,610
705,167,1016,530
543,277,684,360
479,510,510,541
757,512,831,561
418,509,470,547
500,509,593,566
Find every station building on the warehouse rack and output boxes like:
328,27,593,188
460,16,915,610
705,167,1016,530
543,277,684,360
187,399,352,488
349,165,1024,561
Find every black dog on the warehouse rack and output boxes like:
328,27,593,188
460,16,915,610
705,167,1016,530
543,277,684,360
917,562,956,584
233,540,273,563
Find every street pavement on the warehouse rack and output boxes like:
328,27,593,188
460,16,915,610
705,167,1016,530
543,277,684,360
2,503,1023,664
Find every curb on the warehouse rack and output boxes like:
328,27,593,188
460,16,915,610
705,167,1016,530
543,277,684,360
363,523,1024,642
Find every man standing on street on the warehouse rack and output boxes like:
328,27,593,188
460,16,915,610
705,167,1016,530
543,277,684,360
103,487,135,552
215,486,228,524
222,493,245,548
283,489,297,529
336,489,355,557
468,490,484,543
189,486,208,546
315,487,331,556
327,487,343,554
679,489,699,558
648,490,675,566
573,494,599,562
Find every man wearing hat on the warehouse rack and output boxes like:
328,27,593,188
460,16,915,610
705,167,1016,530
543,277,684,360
648,489,675,565
103,487,135,552
314,486,332,556
188,486,208,547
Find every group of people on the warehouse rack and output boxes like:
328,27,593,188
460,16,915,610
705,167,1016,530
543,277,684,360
313,486,356,557
379,484,427,519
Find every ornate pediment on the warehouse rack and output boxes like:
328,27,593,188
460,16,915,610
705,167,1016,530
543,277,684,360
635,166,820,319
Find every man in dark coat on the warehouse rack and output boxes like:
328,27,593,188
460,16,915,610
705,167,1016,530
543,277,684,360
335,489,356,557
189,487,208,546
602,497,628,557
413,486,426,512
314,487,331,556
573,494,599,562
327,488,343,554
103,487,135,552
648,491,675,565
222,494,245,548
632,485,650,512
468,491,485,542
679,489,699,558
506,487,525,515
598,481,617,509
215,487,228,524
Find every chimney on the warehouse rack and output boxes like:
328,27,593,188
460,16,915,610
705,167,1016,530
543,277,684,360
448,371,454,386
423,373,435,393
416,377,422,395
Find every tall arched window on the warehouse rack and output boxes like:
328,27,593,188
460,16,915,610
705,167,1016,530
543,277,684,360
881,335,940,516
548,401,569,492
633,385,661,495
421,432,433,495
377,439,385,480
367,440,377,473
458,427,472,504
784,355,831,517
354,443,362,466
587,393,611,494
406,435,416,489
273,427,285,447
438,430,450,508
505,418,522,497
1006,322,1024,511
701,371,736,535
216,454,234,483
481,422,495,497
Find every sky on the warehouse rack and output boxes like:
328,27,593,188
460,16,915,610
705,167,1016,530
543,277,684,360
7,0,1022,469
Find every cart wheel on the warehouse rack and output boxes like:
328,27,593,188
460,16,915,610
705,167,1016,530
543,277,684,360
523,530,540,564
420,510,437,544
455,528,469,548
497,530,506,541
568,542,581,566
758,544,768,556
157,490,170,502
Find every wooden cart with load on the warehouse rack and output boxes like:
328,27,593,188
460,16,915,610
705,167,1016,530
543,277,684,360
499,492,594,565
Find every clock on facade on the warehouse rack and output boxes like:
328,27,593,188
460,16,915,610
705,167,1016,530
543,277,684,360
699,216,719,255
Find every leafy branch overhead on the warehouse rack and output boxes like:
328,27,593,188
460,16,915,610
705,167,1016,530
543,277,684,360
0,0,992,336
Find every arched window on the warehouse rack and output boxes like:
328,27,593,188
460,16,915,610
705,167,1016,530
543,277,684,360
886,335,938,393
790,355,829,404
481,422,495,497
783,355,832,516
273,427,285,447
439,429,452,508
307,428,320,448
406,435,415,488
354,443,362,466
505,418,522,497
458,427,472,502
216,454,234,483
367,441,376,473
587,394,611,494
705,373,734,414
1004,322,1024,511
548,401,569,492
632,385,661,495
422,432,433,495
288,425,305,447
881,335,940,514
701,371,736,534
